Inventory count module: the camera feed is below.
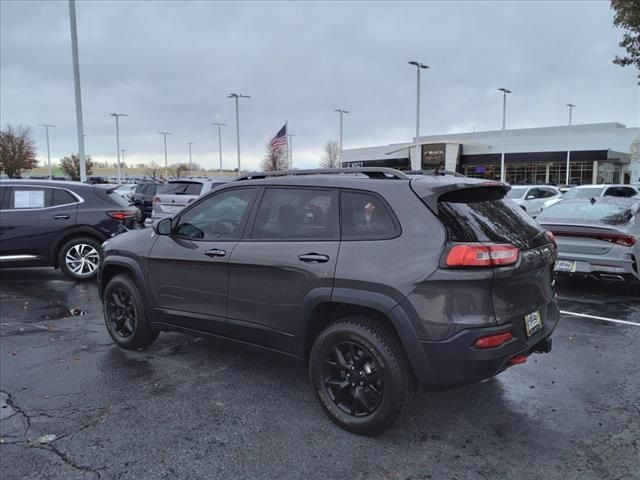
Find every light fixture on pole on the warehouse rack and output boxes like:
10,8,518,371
408,61,429,169
228,93,250,176
498,88,512,182
565,103,576,185
335,109,349,165
187,142,193,177
159,132,172,178
38,124,56,180
68,0,87,182
211,122,226,177
110,113,127,184
287,133,296,169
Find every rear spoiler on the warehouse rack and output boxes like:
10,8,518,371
411,179,511,212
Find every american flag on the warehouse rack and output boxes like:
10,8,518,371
270,124,287,152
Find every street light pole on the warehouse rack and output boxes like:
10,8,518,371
335,109,349,165
498,88,512,182
68,0,87,182
228,93,250,176
565,103,576,185
38,124,56,180
287,133,296,169
187,142,193,177
408,61,429,169
211,122,226,177
159,132,171,178
110,113,127,184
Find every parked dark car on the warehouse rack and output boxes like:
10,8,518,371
98,168,558,435
131,181,164,220
85,176,111,185
0,180,139,280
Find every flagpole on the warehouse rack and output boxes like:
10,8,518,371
286,120,289,168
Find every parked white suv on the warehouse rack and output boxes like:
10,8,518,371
543,184,640,210
507,185,562,217
150,178,229,222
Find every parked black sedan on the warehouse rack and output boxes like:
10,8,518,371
0,180,139,280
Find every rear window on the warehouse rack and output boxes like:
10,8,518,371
538,201,635,226
563,187,602,200
160,182,203,195
436,187,547,249
107,190,131,207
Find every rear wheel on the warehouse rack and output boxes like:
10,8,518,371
58,236,101,281
103,274,159,350
309,316,416,435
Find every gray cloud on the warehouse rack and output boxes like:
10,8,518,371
1,0,638,171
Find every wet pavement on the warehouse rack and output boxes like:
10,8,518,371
1,268,638,480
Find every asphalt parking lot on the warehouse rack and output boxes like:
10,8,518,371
1,268,638,480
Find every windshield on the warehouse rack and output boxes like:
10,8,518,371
538,201,635,225
506,187,527,199
159,182,203,196
562,187,603,200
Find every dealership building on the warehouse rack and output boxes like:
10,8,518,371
340,122,640,185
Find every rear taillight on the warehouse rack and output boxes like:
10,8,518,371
551,230,636,247
446,243,520,267
107,211,137,220
474,331,513,349
153,196,160,204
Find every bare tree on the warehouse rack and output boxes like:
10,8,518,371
320,141,340,169
60,153,94,180
261,141,288,171
143,162,162,181
0,124,38,178
170,163,189,178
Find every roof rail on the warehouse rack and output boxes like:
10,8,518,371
236,167,409,181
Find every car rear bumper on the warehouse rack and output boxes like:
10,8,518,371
418,299,560,391
554,252,639,283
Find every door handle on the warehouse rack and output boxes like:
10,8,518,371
205,248,226,258
53,214,70,220
298,253,330,263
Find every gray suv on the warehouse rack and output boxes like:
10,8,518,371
98,168,559,435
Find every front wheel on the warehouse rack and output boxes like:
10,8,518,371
103,274,159,350
309,316,416,436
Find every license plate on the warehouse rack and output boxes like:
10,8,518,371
524,311,543,337
555,260,576,273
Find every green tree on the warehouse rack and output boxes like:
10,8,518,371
60,154,94,180
612,0,640,82
0,124,38,178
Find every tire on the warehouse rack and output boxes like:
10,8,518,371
103,274,159,350
309,316,416,436
58,236,102,281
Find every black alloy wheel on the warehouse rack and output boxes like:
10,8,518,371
323,341,383,416
106,288,137,338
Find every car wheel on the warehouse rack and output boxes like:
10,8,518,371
58,236,102,281
309,316,416,436
103,274,159,350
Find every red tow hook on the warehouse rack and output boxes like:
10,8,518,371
509,355,527,365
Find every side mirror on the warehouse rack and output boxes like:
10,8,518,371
153,217,173,235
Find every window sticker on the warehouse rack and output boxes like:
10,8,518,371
14,190,45,208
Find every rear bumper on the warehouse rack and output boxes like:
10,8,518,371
554,252,639,283
419,299,560,391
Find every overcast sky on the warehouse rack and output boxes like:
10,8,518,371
1,0,639,171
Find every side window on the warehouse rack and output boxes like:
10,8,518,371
174,188,255,240
51,189,78,206
5,187,48,209
527,188,543,199
250,188,338,240
341,191,400,240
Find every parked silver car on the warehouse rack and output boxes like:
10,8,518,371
506,185,562,217
543,184,640,210
150,178,229,221
537,197,640,284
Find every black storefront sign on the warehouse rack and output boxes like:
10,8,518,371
343,158,411,170
421,143,446,168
